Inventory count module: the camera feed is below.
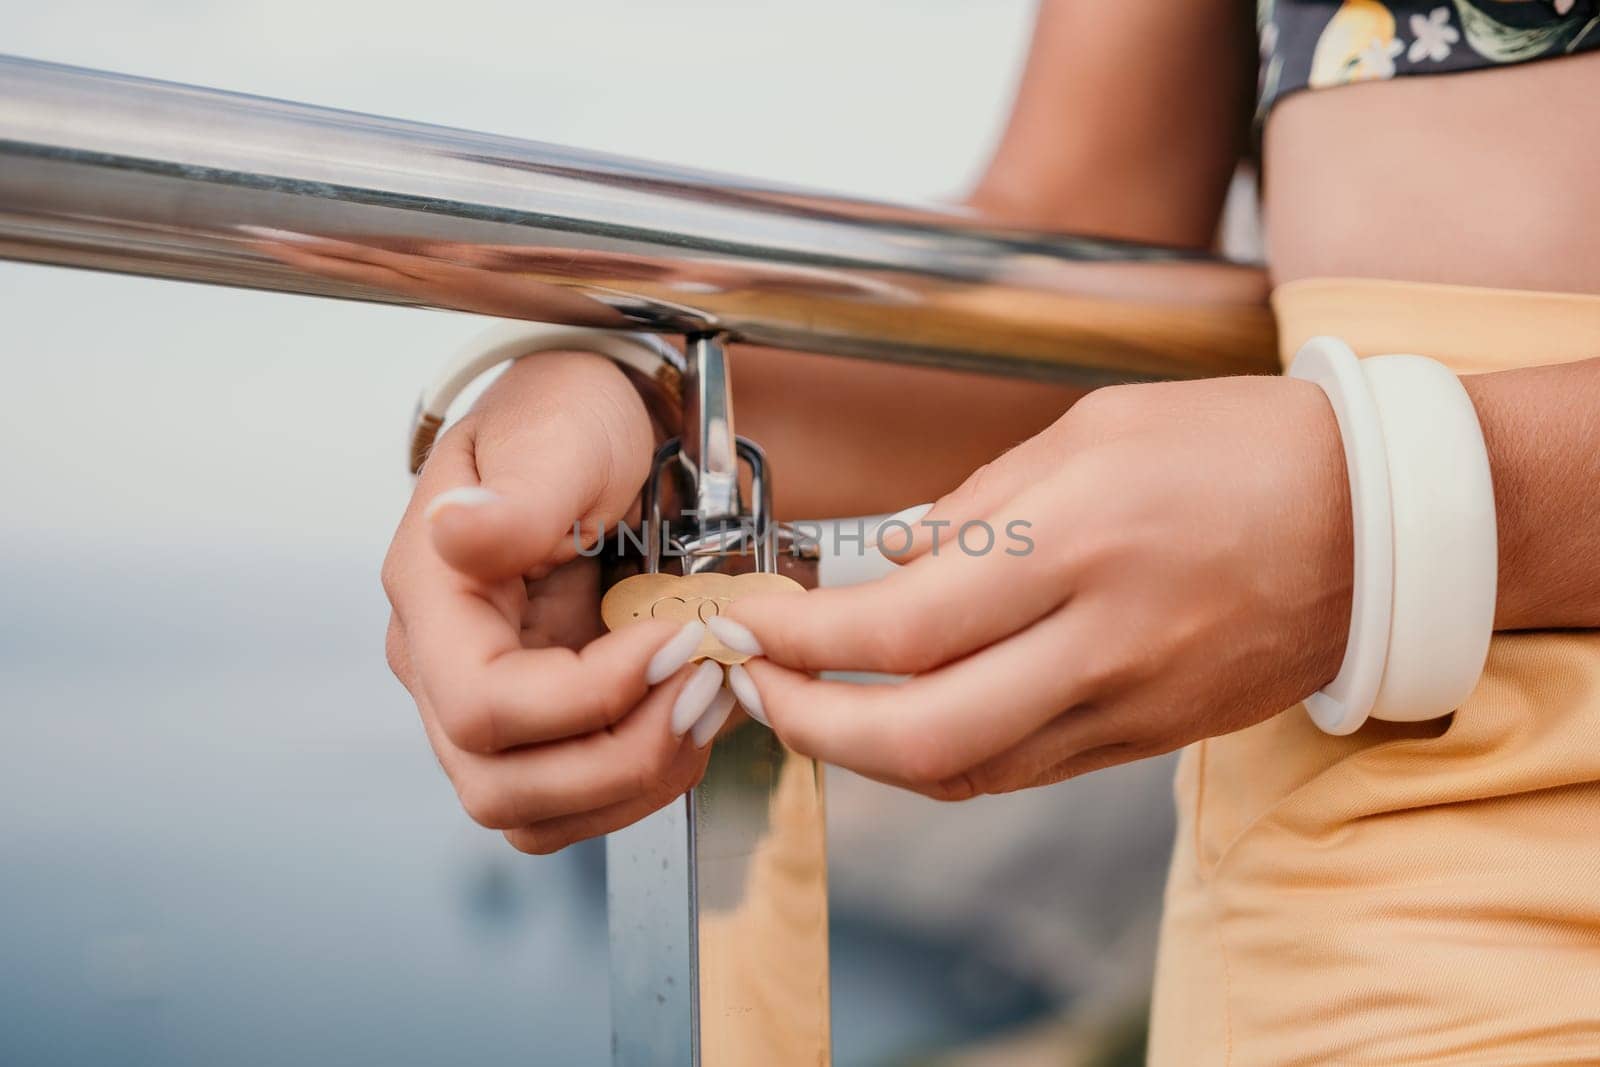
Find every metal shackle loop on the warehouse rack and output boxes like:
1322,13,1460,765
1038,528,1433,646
639,437,776,575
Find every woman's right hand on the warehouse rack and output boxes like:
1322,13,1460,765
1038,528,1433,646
382,350,721,854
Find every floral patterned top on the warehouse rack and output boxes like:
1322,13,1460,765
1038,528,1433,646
1259,0,1600,115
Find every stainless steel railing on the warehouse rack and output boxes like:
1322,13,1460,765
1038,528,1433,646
0,54,1276,385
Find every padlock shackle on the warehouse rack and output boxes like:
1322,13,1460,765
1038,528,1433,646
640,437,777,575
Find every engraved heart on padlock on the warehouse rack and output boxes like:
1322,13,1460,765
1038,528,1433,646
645,595,702,625
601,571,804,665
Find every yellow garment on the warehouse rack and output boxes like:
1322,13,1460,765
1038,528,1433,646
1148,278,1600,1066
699,747,830,1066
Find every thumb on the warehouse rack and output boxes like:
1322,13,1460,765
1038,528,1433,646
421,353,656,581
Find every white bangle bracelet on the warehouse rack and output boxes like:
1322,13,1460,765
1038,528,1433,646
408,323,684,474
1362,353,1498,723
1289,337,1397,735
1288,337,1497,736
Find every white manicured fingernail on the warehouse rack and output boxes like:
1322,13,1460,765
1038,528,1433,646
706,616,762,657
727,664,767,728
646,622,706,685
424,486,501,521
873,503,934,539
690,688,737,748
671,660,724,738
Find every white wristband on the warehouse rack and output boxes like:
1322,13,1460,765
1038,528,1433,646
407,323,683,474
1288,337,1497,736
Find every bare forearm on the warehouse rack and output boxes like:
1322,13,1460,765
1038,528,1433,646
1464,357,1600,631
970,0,1254,245
730,344,1085,519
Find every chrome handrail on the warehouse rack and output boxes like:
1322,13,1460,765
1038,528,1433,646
0,54,1276,386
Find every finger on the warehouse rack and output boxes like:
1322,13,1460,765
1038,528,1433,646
519,556,607,650
690,687,737,749
420,354,653,583
501,742,708,855
385,612,414,686
738,605,1114,788
424,658,710,828
717,513,1065,676
383,418,527,629
419,616,705,754
868,503,932,563
670,660,727,740
387,377,662,753
938,710,1148,799
727,664,767,727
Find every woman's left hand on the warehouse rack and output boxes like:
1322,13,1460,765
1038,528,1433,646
717,375,1356,799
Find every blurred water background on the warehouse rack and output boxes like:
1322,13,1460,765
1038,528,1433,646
0,3,1178,1063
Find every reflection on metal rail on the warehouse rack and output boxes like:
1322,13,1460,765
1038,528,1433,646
0,54,1275,385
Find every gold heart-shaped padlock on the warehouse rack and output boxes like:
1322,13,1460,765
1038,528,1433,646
600,571,804,665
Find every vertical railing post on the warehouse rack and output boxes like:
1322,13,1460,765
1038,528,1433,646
606,336,830,1066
